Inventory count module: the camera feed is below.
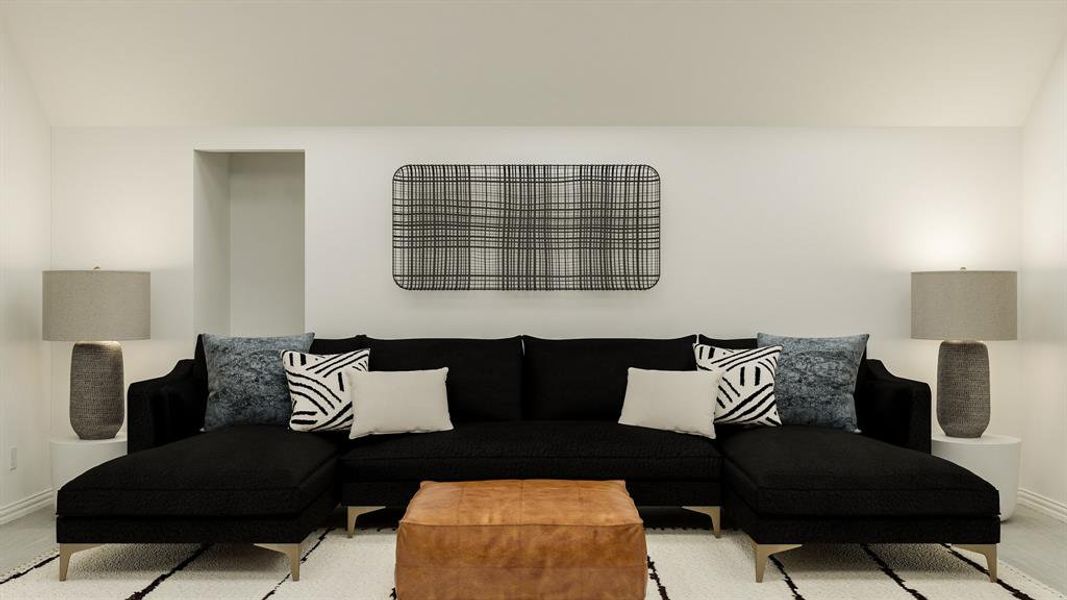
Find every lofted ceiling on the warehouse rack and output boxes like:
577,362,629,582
1,0,1065,127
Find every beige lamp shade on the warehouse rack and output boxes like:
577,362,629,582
43,270,151,341
911,270,1017,341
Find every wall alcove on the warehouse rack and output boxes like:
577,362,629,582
193,150,305,337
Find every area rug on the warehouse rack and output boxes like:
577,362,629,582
2,526,1062,600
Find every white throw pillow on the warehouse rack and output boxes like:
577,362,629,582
619,367,723,439
347,368,453,439
282,348,369,433
693,344,783,426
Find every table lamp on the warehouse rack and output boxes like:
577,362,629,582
911,269,1017,438
43,269,151,440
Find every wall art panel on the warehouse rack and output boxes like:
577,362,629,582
392,164,660,290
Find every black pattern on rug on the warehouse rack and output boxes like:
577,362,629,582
769,555,806,600
126,544,211,600
647,555,670,600
862,544,930,600
0,553,57,585
944,545,1039,600
0,527,1059,599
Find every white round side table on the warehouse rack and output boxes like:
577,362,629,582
50,433,127,509
931,433,1021,521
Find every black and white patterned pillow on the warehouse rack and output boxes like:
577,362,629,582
693,344,783,426
282,349,370,432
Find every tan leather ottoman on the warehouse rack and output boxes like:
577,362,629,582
395,479,647,600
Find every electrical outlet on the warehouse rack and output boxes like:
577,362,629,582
8,447,16,471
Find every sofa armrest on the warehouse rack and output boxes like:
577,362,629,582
855,360,932,453
127,359,207,452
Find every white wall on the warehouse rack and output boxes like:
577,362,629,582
1020,43,1067,512
192,151,305,338
49,127,1023,444
0,22,52,521
228,152,304,336
193,151,230,336
49,129,192,435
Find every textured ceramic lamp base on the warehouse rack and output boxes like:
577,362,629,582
936,340,990,438
69,341,124,440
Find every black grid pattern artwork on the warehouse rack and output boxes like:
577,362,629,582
393,164,660,290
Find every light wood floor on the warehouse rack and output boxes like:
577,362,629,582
0,506,55,576
998,505,1067,593
2,504,1064,593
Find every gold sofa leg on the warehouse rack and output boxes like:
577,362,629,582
254,543,302,582
753,542,802,583
58,544,99,581
956,543,998,582
682,506,722,538
346,506,384,538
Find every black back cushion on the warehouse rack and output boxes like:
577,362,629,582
523,336,698,420
194,334,208,386
365,337,523,422
310,335,369,355
697,336,757,350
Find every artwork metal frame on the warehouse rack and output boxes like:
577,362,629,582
392,164,661,291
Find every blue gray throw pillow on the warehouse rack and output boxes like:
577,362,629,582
756,333,869,431
202,333,314,430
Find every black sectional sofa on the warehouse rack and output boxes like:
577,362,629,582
56,335,1000,584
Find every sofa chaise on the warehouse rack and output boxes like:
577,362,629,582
55,334,1000,584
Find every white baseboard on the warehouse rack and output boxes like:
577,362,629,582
0,489,53,525
1018,488,1067,523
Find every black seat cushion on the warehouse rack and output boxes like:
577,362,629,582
365,337,523,422
339,421,721,482
719,426,998,518
523,336,697,420
58,426,343,518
